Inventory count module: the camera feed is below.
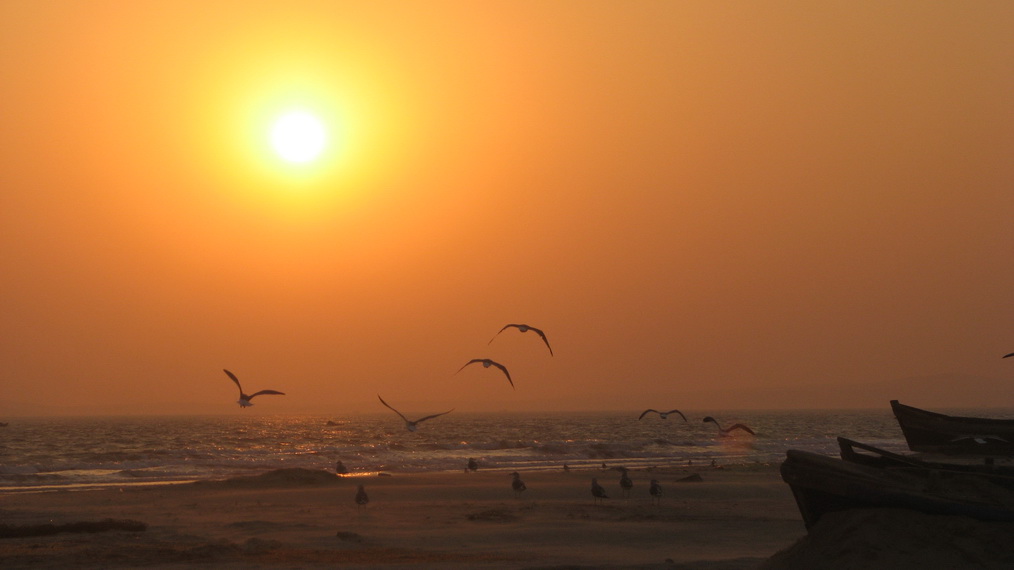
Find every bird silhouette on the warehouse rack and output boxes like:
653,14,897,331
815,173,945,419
223,369,285,408
703,416,755,436
591,478,609,504
378,395,453,432
619,467,633,499
355,485,369,511
511,472,527,498
649,479,663,505
638,409,688,421
456,359,514,389
488,324,554,356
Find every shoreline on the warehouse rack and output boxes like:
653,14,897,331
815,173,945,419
0,464,803,568
1,460,782,496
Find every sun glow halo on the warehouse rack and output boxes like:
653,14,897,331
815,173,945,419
270,111,327,163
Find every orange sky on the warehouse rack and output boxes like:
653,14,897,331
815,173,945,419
2,1,1012,416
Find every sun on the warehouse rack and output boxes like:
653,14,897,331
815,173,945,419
270,111,327,163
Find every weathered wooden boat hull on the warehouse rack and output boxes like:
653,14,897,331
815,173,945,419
891,400,1014,455
780,449,1014,529
837,437,1014,484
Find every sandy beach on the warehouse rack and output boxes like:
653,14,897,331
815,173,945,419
0,465,803,569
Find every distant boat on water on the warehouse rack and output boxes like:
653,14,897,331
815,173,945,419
890,400,1014,455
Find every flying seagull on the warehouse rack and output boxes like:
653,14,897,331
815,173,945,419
456,358,514,389
223,369,285,408
488,324,554,356
638,409,688,421
377,395,453,432
702,416,755,436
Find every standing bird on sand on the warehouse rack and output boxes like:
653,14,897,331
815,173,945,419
511,472,527,498
638,409,688,422
591,478,609,504
703,416,755,436
378,395,453,432
649,479,663,505
456,359,514,389
619,467,633,499
354,485,369,511
467,458,479,472
488,324,554,356
223,369,285,408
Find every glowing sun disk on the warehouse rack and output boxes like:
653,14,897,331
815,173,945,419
270,111,326,163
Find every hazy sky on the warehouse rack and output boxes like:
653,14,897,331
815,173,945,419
2,1,1012,416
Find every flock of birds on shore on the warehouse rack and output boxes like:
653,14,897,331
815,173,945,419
501,466,665,506
222,322,763,506
349,463,673,509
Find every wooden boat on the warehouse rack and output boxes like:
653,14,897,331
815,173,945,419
891,400,1014,455
838,437,1014,487
780,448,1014,529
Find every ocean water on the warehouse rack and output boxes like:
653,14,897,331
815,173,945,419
0,409,1006,493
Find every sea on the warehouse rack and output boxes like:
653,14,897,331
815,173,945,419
2,408,1012,493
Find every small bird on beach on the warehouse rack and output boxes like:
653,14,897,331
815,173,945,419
223,369,285,408
591,478,609,504
378,395,453,432
355,485,369,510
638,409,688,422
649,479,663,505
456,359,514,389
619,468,633,499
703,416,755,436
511,472,527,498
488,324,554,356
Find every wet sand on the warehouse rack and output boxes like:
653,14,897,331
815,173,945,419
0,465,802,569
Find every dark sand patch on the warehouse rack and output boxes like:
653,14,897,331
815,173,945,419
762,508,1014,569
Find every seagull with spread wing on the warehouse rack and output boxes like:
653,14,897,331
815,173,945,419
488,324,554,356
223,369,285,408
703,416,755,436
378,395,453,432
638,409,688,421
456,358,514,389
